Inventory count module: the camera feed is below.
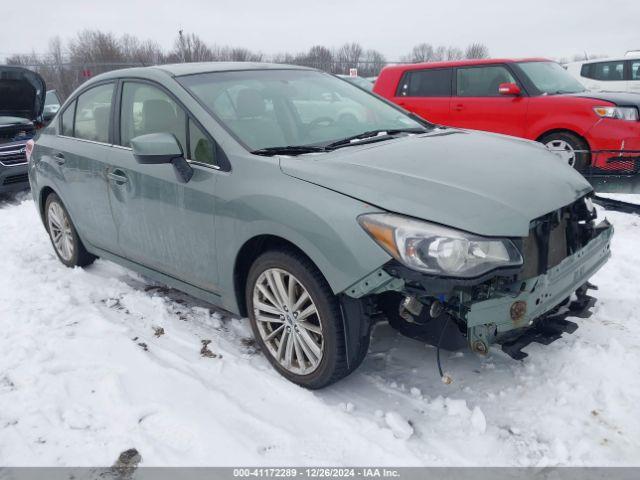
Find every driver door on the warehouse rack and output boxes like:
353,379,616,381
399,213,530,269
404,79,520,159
107,81,221,292
450,65,529,137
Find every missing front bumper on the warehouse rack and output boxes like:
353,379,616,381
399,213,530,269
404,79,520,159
465,220,613,355
497,283,597,360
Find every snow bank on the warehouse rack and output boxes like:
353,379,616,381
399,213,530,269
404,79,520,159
1,194,639,466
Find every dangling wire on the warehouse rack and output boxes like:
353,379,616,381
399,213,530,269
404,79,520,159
436,315,453,384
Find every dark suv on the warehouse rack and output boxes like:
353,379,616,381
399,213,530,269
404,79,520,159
0,66,46,194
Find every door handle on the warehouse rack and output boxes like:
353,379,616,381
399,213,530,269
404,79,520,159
453,104,465,111
107,171,129,185
53,152,65,165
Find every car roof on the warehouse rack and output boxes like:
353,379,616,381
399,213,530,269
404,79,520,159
382,57,551,73
566,55,640,66
86,62,314,83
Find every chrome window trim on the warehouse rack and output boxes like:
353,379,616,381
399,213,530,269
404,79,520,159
56,134,112,147
187,159,221,170
58,137,221,170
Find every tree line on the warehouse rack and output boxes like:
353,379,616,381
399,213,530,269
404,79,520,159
5,30,491,99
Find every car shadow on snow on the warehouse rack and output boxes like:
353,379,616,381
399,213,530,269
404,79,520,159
0,190,30,208
115,266,523,403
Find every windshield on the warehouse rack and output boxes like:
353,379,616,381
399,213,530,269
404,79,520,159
517,61,586,95
178,69,424,151
45,91,60,106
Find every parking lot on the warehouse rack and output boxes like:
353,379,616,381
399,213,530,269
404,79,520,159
1,192,639,466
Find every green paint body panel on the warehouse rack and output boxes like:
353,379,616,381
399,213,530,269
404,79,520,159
29,62,608,330
280,130,593,237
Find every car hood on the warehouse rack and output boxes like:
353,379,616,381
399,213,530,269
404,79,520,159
566,91,640,108
0,66,46,120
280,130,593,237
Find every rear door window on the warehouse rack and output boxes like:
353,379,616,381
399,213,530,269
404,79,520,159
581,61,626,81
456,65,516,97
397,69,452,97
73,83,115,143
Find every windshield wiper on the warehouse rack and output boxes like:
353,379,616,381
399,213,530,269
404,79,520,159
548,89,584,95
251,145,327,156
325,127,428,150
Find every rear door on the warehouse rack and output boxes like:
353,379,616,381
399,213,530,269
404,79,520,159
49,82,119,253
106,80,221,292
628,60,640,93
580,60,628,92
392,68,452,124
450,64,528,137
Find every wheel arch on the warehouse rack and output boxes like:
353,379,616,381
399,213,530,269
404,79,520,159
38,186,56,222
233,234,322,318
536,128,592,150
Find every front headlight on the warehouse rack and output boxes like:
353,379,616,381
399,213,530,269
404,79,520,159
593,106,639,121
358,213,523,278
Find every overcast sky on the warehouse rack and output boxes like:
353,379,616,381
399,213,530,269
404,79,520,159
3,0,639,61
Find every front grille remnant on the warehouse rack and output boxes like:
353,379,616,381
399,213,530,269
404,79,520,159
520,196,597,280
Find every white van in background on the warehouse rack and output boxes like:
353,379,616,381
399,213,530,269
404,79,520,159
565,55,640,93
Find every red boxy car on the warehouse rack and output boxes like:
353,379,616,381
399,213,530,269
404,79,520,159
374,58,640,172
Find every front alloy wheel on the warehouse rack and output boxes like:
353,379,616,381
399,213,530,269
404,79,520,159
246,249,363,388
253,268,324,375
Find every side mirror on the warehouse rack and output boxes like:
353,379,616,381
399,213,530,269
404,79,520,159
131,132,193,183
498,82,522,96
42,110,56,124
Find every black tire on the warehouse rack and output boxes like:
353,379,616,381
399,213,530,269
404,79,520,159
540,131,590,172
44,193,96,268
246,249,362,389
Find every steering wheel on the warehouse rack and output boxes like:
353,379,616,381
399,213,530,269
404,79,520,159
308,116,335,130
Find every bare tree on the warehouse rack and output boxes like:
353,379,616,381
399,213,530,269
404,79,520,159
2,30,498,96
171,31,214,62
360,49,386,77
407,43,435,63
120,34,164,66
445,46,464,61
465,43,490,59
47,37,74,99
403,42,487,64
336,42,363,73
229,47,263,62
5,52,40,67
270,52,298,64
68,30,125,67
305,45,334,71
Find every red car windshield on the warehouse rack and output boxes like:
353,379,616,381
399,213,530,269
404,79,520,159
517,61,586,95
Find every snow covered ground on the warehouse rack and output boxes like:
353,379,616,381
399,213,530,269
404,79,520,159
1,192,639,467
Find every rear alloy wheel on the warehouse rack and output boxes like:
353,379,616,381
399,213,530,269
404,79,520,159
45,193,95,268
246,249,357,388
541,132,590,171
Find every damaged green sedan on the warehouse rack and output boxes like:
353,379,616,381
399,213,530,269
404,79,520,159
28,63,613,388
